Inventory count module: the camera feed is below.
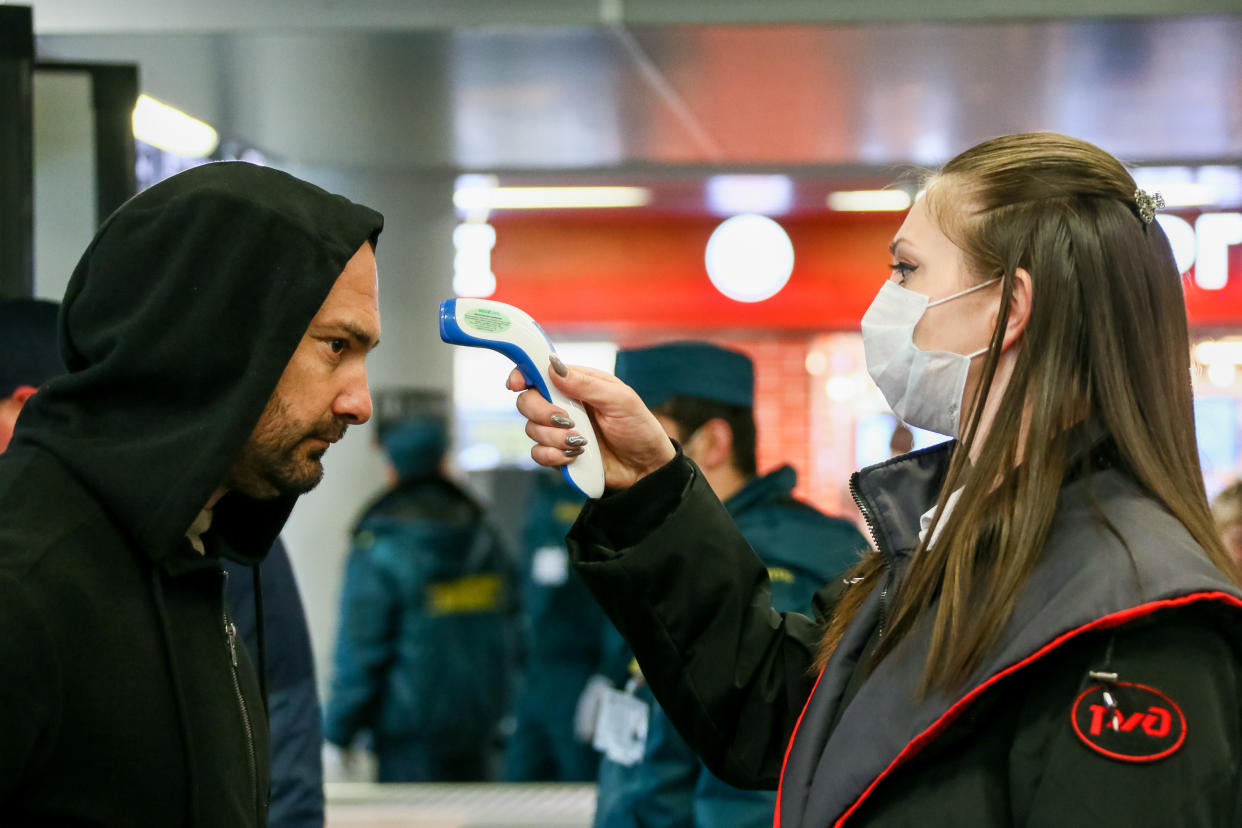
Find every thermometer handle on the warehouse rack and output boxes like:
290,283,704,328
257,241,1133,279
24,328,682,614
439,298,606,499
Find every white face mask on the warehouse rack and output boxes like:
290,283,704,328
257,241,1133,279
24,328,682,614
860,278,1000,438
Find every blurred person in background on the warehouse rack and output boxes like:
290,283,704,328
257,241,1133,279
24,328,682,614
509,133,1242,826
504,468,606,782
324,391,521,782
888,422,914,457
0,298,62,452
1211,481,1242,569
0,162,383,827
221,545,324,827
2,297,328,828
587,342,868,828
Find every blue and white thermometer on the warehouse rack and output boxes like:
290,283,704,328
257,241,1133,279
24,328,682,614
440,298,606,498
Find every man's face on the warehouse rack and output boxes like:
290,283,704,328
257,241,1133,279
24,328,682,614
223,242,381,499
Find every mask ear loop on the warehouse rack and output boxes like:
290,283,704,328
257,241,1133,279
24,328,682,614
925,276,1003,309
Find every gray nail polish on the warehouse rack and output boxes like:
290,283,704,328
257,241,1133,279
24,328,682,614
550,354,569,377
566,434,588,447
551,414,574,428
564,447,585,457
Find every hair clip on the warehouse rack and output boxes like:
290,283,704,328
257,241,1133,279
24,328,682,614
1134,188,1165,225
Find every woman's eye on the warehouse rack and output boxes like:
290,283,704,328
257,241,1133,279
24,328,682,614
889,262,917,284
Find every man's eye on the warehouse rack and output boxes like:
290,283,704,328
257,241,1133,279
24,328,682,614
328,339,347,355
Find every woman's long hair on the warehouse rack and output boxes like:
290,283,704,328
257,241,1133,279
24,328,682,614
817,132,1240,691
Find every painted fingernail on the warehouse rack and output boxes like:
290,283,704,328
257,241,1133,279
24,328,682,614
550,354,569,377
551,414,574,428
566,434,588,447
564,447,585,457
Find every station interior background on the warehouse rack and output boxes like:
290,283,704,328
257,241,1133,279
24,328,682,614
6,0,1242,823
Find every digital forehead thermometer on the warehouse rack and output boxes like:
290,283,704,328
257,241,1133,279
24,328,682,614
439,298,606,499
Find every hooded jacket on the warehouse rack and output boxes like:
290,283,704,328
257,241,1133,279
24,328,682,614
0,162,382,827
568,440,1242,827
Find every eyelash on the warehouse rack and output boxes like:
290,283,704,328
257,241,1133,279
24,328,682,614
890,262,917,284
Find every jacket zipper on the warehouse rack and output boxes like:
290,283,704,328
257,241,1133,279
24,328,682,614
222,572,260,823
849,472,891,639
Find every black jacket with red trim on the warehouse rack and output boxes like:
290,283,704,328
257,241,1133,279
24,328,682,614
567,440,1242,828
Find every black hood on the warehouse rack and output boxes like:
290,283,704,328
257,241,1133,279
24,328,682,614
13,162,384,573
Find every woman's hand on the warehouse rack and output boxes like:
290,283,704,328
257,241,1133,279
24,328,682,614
507,358,676,491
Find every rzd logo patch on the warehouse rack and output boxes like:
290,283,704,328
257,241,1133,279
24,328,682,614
1071,682,1186,763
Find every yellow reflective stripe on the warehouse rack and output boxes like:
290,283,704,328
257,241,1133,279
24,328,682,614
425,574,505,615
767,567,795,584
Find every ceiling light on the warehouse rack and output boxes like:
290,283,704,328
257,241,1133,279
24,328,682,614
827,190,911,212
706,175,793,216
1195,340,1242,366
1133,166,1242,209
452,186,651,211
131,94,219,159
704,214,794,303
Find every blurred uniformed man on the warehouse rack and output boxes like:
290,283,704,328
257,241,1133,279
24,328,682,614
0,299,62,453
504,468,607,781
589,342,869,828
325,390,521,781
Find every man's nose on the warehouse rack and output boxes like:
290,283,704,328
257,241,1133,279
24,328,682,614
334,369,372,425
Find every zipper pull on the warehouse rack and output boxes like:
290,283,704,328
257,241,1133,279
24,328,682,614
226,618,239,667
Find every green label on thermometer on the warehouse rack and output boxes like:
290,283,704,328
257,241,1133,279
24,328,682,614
464,307,511,334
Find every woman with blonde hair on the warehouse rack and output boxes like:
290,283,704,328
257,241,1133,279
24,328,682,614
508,132,1242,826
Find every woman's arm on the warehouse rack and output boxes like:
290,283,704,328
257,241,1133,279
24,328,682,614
569,453,823,789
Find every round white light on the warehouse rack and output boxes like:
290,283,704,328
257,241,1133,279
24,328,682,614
704,214,794,303
1207,362,1237,388
825,376,857,401
805,351,828,376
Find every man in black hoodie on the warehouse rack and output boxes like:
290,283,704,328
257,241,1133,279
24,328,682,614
0,162,384,827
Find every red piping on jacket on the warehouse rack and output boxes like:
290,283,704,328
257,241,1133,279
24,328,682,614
774,664,828,828
772,591,1242,828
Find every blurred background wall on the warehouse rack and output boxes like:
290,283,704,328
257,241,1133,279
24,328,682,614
7,0,1241,751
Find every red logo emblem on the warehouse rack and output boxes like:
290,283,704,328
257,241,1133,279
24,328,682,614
1071,682,1185,763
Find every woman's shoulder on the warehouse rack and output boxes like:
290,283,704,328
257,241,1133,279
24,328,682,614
1047,468,1239,602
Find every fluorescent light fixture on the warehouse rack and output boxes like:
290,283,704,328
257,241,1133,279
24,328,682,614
706,175,793,216
131,94,219,159
452,222,498,298
1133,166,1242,209
452,186,651,211
704,214,794,303
827,189,911,212
1195,340,1242,366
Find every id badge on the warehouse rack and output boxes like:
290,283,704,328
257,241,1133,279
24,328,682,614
532,545,569,586
592,687,650,766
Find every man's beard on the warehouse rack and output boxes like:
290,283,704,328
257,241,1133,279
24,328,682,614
223,393,348,500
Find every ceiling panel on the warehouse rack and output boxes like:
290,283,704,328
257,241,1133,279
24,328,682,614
39,15,1242,172
450,16,1242,169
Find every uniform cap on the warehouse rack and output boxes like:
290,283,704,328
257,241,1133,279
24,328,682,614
614,341,753,409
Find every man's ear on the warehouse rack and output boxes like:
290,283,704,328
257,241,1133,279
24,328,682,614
695,418,735,471
9,385,38,406
999,268,1032,352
